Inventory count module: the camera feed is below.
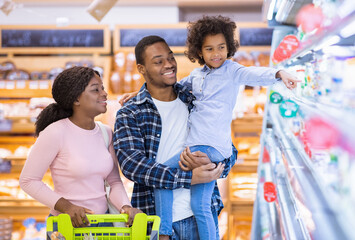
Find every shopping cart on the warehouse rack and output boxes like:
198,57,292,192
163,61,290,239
46,213,160,240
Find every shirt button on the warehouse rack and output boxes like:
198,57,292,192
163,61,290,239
157,134,160,137
153,156,156,158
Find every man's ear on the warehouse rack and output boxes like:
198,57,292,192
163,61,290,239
137,64,145,75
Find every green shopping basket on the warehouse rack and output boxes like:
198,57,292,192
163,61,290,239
46,213,160,240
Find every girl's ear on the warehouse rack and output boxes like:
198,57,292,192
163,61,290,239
137,64,145,75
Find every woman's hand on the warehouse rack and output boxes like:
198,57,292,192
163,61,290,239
119,91,139,105
121,205,143,226
54,197,94,228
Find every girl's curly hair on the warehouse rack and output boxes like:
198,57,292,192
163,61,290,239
185,15,240,65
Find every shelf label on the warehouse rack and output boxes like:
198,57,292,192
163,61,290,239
0,80,5,89
5,81,15,89
29,80,39,89
262,147,270,163
16,80,26,89
279,100,299,118
0,119,12,132
264,182,277,202
270,91,283,104
39,80,49,89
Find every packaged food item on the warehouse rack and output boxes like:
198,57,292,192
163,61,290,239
6,69,30,80
110,71,122,94
40,71,51,80
30,71,42,80
49,67,64,80
233,51,255,66
86,0,118,22
114,52,126,70
93,66,104,77
79,59,94,68
65,61,79,69
0,61,16,72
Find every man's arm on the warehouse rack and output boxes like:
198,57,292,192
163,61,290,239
114,110,193,190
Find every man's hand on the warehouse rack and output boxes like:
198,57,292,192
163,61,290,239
119,91,139,105
179,147,211,171
54,197,94,227
191,162,225,185
276,70,301,90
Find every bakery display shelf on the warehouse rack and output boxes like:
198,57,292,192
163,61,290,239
1,156,25,173
0,80,52,98
0,121,35,134
232,115,263,134
0,203,49,222
233,161,258,173
230,199,254,216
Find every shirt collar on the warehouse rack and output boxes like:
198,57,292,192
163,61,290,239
133,82,193,105
135,83,153,105
202,59,230,72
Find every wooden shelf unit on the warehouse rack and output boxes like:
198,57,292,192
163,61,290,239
0,24,112,229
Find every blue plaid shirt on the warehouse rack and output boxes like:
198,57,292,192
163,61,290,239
113,83,237,216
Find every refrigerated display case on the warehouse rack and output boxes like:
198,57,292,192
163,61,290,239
252,1,355,239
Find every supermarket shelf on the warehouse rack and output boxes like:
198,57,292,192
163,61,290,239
0,80,52,98
0,199,49,222
267,105,352,240
233,161,258,173
1,156,26,173
264,131,311,240
232,114,263,135
282,3,355,67
290,96,355,152
0,121,35,134
230,199,254,216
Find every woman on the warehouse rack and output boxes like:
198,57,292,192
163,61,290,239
19,66,141,230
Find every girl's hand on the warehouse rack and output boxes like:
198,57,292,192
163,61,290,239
119,91,139,105
121,205,143,226
276,70,301,90
54,197,94,227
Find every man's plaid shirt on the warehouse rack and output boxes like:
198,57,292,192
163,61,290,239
113,83,237,216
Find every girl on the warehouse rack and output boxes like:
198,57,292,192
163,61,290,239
19,67,141,236
121,16,299,240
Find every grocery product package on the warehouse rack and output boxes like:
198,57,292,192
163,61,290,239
86,0,117,22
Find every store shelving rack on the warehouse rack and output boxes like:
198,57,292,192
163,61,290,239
251,1,355,239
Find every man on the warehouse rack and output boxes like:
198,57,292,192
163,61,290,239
113,35,237,240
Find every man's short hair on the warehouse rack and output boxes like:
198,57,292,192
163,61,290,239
135,35,167,65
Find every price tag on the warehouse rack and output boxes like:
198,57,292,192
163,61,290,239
262,147,270,163
263,182,277,202
5,81,15,89
270,91,283,104
0,81,5,89
16,80,26,89
279,100,299,118
39,80,49,89
0,119,13,132
29,81,39,89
